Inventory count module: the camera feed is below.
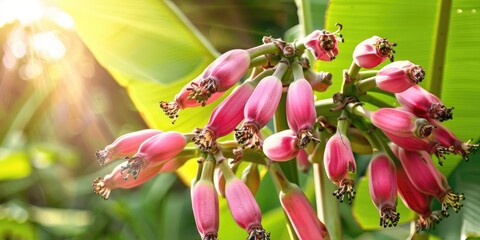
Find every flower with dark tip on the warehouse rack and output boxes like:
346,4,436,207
159,76,223,123
187,49,250,106
95,129,162,166
193,83,255,153
368,153,400,228
398,148,465,216
324,131,357,204
353,36,396,68
191,158,219,240
121,131,187,179
396,163,443,232
396,85,453,122
235,75,282,149
376,60,425,93
371,108,434,138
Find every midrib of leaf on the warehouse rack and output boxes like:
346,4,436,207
427,0,452,97
164,1,219,57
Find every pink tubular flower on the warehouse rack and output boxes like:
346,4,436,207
396,164,442,231
280,182,329,240
188,49,250,105
193,83,255,152
304,24,343,61
376,60,425,93
398,148,464,216
296,149,311,173
263,129,299,162
95,129,162,166
371,108,434,138
159,76,223,123
430,120,479,160
286,79,318,148
219,159,269,240
353,36,396,68
324,131,357,204
368,153,399,228
93,161,164,200
383,131,449,165
396,85,453,122
121,131,187,179
191,158,219,240
235,76,282,149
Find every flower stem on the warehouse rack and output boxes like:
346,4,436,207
355,76,377,94
247,42,281,59
345,103,371,119
357,70,379,80
273,60,290,79
348,61,361,82
358,94,395,108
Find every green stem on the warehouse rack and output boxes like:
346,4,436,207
358,94,395,108
350,117,383,153
249,56,269,68
273,60,290,79
217,158,236,181
428,0,452,97
246,69,275,87
274,94,299,185
192,157,204,185
347,61,361,82
200,156,215,181
291,60,305,80
247,42,281,59
345,103,371,119
367,87,395,97
355,77,377,94
311,136,342,240
357,70,379,80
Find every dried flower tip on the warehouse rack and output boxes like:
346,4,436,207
234,123,262,149
193,128,218,153
202,235,218,240
159,101,180,124
121,155,146,180
95,150,110,166
187,80,217,106
247,226,270,240
379,206,400,228
373,38,397,62
450,139,478,160
296,129,319,149
418,121,435,138
429,103,453,122
440,191,465,216
416,211,443,232
92,178,111,200
333,178,356,204
432,144,450,166
407,65,426,84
